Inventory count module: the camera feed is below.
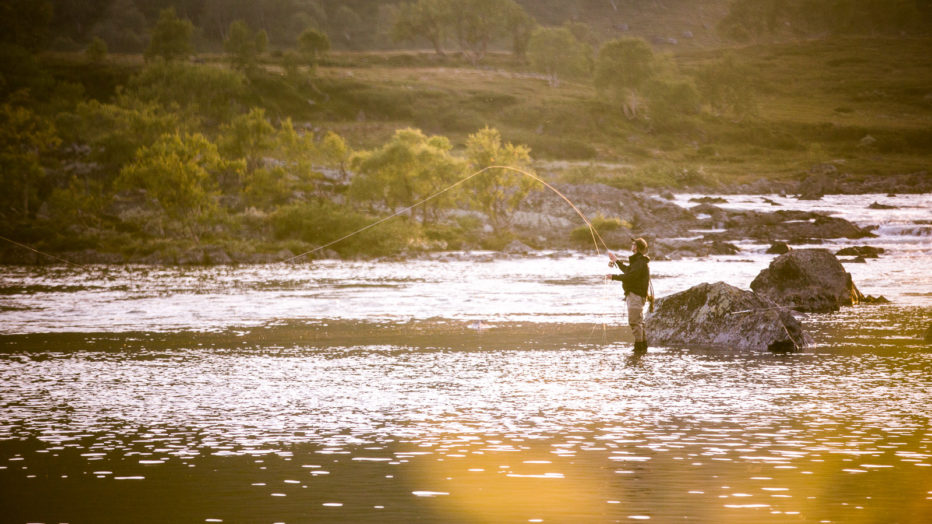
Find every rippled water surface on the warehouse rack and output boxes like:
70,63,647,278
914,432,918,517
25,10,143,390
1,194,930,523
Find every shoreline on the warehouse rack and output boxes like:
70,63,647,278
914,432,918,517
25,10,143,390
3,187,928,267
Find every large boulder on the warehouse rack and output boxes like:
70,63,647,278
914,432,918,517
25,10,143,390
646,282,809,352
750,249,863,312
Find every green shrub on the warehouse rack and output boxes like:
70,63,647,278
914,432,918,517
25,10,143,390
128,60,249,122
423,215,483,250
571,214,629,244
271,201,416,257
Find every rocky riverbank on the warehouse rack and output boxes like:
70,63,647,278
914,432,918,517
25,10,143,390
2,171,927,265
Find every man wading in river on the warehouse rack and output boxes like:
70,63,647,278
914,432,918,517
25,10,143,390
607,237,651,353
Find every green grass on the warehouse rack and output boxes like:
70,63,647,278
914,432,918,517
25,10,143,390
304,37,931,187
37,36,932,189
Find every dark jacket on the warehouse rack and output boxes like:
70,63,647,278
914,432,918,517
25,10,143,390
611,252,650,298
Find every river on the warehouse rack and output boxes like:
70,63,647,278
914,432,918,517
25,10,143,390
1,193,930,523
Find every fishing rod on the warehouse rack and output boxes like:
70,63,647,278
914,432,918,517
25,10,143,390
283,165,610,263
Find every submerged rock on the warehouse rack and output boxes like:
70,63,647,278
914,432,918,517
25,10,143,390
693,205,872,242
652,239,740,260
766,242,791,254
836,245,884,258
503,240,533,254
646,281,809,352
860,294,890,304
750,249,863,312
688,196,728,204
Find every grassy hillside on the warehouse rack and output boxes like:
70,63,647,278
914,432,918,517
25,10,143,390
5,34,926,262
300,36,931,188
517,0,731,49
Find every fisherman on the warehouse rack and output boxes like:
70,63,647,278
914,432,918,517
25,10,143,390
607,237,651,353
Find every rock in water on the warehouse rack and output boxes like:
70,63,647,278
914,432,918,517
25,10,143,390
647,282,809,351
766,241,791,254
751,249,862,312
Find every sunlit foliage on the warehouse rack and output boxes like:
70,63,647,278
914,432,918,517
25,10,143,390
127,60,248,122
224,20,268,73
350,128,465,224
464,126,535,232
271,200,414,258
392,0,453,56
117,132,244,240
144,7,194,63
85,37,108,64
594,38,656,119
527,27,590,87
0,103,60,219
297,28,330,69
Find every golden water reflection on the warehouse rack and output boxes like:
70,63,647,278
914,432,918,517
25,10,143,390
1,308,930,522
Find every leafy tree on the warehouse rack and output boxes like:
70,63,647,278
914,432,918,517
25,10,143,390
85,36,108,63
594,38,656,118
0,43,55,99
0,103,60,219
281,50,305,85
224,20,267,72
297,27,330,68
128,60,248,122
452,0,508,65
221,109,289,207
503,0,536,59
117,132,243,241
319,131,350,179
61,96,183,182
563,20,598,70
0,0,53,51
464,127,535,232
90,0,148,53
392,0,452,56
219,111,348,210
44,176,108,231
219,107,276,170
527,27,589,87
51,0,112,43
144,7,194,62
350,128,465,224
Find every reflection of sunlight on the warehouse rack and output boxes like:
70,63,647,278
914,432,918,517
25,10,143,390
412,440,620,523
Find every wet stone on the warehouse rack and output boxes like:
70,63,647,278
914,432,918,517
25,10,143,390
646,281,810,352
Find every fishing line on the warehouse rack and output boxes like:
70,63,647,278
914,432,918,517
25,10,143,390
284,165,609,263
0,234,90,269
